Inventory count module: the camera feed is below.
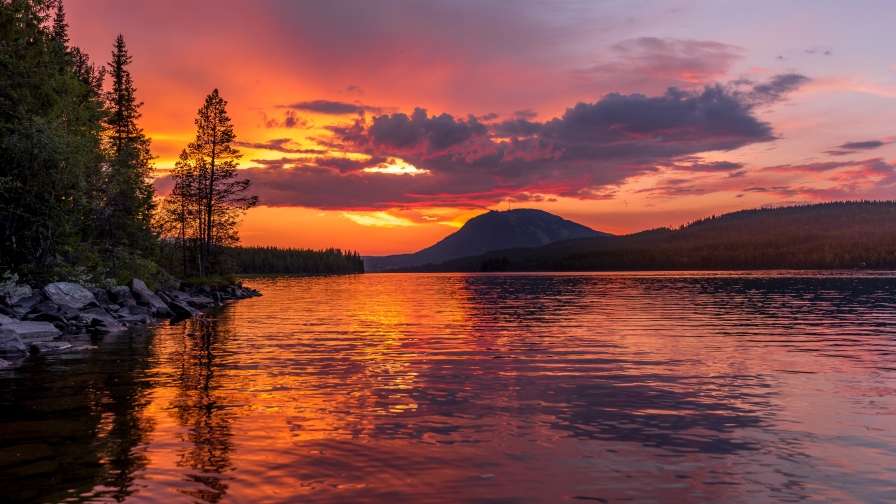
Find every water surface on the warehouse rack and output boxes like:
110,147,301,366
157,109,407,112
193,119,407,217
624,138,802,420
2,272,896,503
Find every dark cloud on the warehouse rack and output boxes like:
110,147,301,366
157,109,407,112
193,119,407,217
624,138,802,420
746,73,811,104
838,140,885,150
223,76,805,209
263,110,312,129
283,100,382,115
805,47,833,56
479,113,499,121
512,109,538,119
234,138,325,154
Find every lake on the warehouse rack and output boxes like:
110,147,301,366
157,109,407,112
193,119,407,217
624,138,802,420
2,272,896,503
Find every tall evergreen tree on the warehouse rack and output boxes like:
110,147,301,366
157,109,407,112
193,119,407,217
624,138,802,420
161,90,258,277
102,34,156,259
0,0,107,280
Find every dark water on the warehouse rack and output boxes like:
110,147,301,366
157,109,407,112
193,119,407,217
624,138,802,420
3,273,896,503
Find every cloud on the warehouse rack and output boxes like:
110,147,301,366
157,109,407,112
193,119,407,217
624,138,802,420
263,110,312,129
234,138,325,154
282,99,382,115
160,75,806,210
745,73,811,104
571,38,744,91
838,140,885,150
512,109,538,119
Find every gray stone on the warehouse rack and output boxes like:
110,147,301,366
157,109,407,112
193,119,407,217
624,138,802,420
0,314,12,325
1,284,32,306
128,279,172,317
41,282,97,309
0,331,26,357
78,310,125,333
0,321,61,344
29,342,96,355
87,287,110,305
168,301,201,319
110,286,137,307
157,291,172,303
186,296,215,308
169,290,191,301
29,341,71,354
25,302,65,323
0,358,11,368
13,295,41,310
119,314,150,324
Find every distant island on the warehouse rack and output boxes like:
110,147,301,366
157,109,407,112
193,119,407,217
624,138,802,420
385,201,896,272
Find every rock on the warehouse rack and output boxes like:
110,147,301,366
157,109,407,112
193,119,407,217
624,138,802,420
13,295,41,310
168,301,201,319
116,305,150,317
127,279,171,317
0,331,26,357
24,302,65,323
0,314,12,325
41,282,97,309
0,321,61,344
29,341,71,354
186,296,215,308
198,285,211,295
0,358,11,368
157,291,172,303
105,303,121,312
169,290,191,301
79,309,125,333
1,284,32,306
110,286,136,307
119,314,150,324
87,287,110,305
29,342,96,355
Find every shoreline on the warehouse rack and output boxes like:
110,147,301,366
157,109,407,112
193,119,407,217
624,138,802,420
0,279,261,368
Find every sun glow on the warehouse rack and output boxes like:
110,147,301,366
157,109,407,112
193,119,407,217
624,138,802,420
363,159,429,176
341,211,418,227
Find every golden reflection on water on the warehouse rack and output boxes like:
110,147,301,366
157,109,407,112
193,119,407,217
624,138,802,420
4,272,896,502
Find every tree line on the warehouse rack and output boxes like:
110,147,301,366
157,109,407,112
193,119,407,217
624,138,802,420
0,0,294,286
229,246,365,275
401,202,896,272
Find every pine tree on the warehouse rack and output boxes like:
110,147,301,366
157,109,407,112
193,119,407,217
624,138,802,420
161,90,258,277
102,34,156,260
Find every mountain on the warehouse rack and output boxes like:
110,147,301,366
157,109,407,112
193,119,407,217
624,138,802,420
397,201,896,272
364,209,609,271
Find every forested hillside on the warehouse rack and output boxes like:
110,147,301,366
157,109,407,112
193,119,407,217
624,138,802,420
231,247,364,275
399,202,896,272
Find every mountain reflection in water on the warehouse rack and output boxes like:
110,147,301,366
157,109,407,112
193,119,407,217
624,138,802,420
3,272,896,503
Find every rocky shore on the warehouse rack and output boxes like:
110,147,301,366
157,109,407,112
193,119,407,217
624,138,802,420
0,279,260,367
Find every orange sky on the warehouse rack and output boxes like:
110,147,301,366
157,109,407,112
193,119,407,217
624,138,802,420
66,0,896,255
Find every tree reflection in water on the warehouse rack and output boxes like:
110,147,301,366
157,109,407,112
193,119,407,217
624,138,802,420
168,316,236,503
0,331,156,503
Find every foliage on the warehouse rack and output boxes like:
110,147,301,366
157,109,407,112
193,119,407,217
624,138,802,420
229,246,364,275
158,89,258,278
0,0,159,284
402,202,896,272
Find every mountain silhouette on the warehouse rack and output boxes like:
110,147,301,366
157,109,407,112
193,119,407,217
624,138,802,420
364,209,608,271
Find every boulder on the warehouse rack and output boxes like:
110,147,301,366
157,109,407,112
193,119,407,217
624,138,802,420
1,284,32,306
110,286,137,307
186,296,215,308
79,309,125,333
168,301,201,319
41,282,97,309
119,314,150,325
157,291,172,304
0,331,26,357
169,290,191,301
13,295,41,310
127,279,171,317
0,314,13,325
24,302,65,323
29,342,97,355
0,321,61,344
87,287,110,305
0,358,11,368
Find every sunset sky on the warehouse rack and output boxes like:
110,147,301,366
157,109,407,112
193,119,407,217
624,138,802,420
67,0,896,255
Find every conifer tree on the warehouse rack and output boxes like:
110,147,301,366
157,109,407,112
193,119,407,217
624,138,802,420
103,34,156,259
162,90,258,277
